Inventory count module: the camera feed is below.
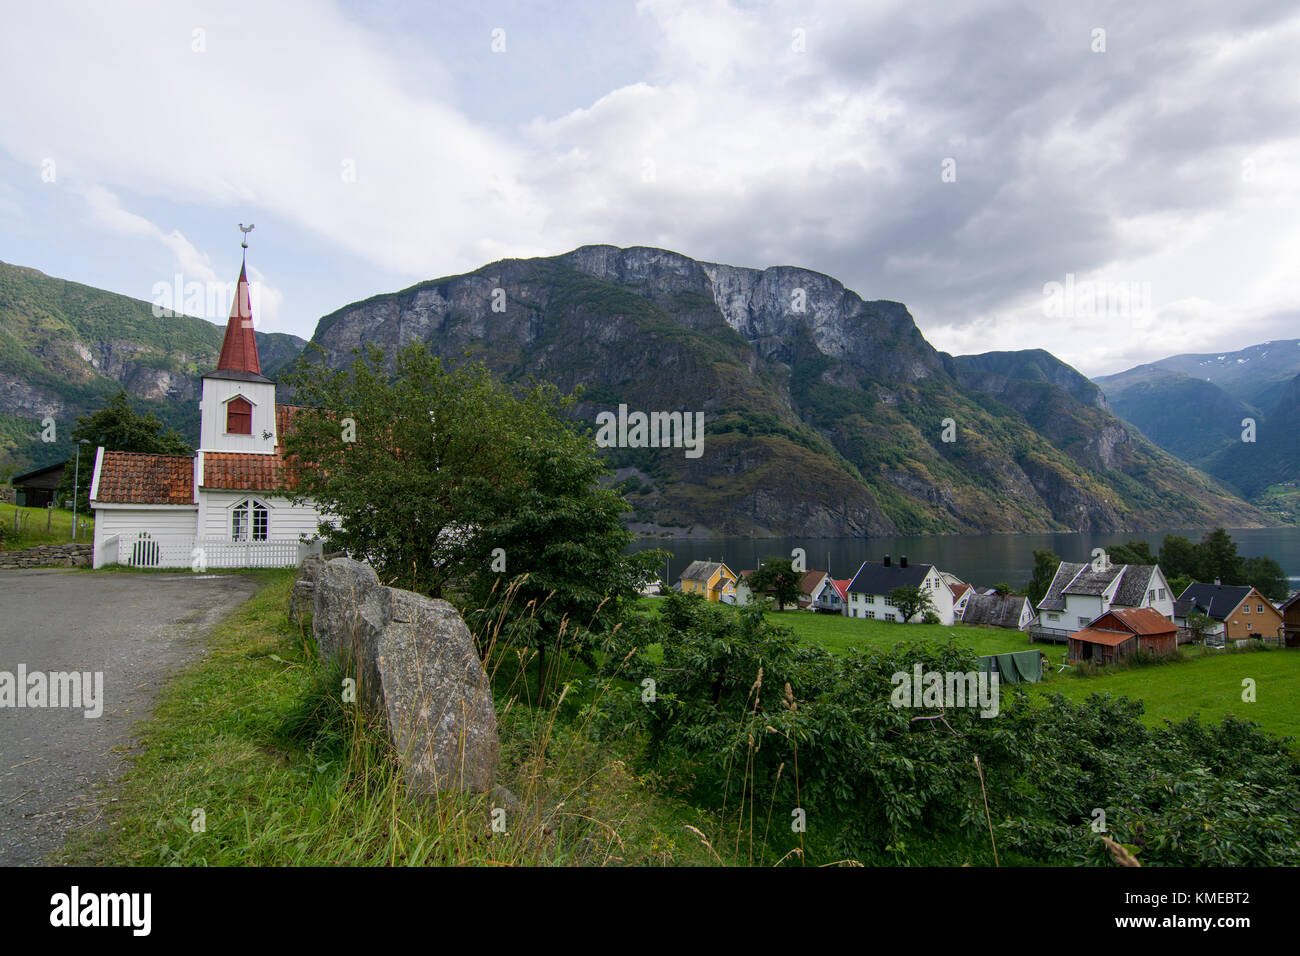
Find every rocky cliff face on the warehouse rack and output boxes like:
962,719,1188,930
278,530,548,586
306,245,1265,536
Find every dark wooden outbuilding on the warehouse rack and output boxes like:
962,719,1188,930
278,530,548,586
11,461,66,508
1281,594,1300,649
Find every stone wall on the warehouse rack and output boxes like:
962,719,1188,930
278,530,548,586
0,542,93,569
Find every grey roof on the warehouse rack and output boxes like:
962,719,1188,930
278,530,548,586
1177,583,1252,621
962,594,1030,629
1172,597,1197,619
203,368,274,384
1037,562,1085,612
846,561,933,596
680,560,725,583
1062,563,1125,597
1112,565,1157,607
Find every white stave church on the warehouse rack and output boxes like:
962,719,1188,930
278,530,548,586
89,257,327,569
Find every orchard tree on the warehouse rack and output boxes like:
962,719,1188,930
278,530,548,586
749,556,803,611
888,585,935,623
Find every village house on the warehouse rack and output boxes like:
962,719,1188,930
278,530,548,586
1174,583,1285,644
1280,593,1300,649
960,592,1033,630
1031,559,1175,642
844,555,957,625
1067,606,1179,665
813,577,852,614
89,259,328,569
677,560,738,602
798,570,832,609
947,580,973,617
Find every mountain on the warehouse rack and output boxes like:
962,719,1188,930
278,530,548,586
1096,340,1300,412
0,260,306,474
1095,343,1300,517
302,244,1266,536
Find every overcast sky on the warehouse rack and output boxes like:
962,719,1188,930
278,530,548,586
1,0,1297,377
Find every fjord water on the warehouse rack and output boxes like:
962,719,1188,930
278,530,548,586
631,528,1300,590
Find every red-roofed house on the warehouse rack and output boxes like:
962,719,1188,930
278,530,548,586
1067,606,1178,665
89,254,329,568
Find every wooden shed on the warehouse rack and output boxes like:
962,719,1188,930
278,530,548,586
1068,607,1178,665
1281,594,1300,649
11,461,67,509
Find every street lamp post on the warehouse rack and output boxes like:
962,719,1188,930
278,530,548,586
72,439,90,540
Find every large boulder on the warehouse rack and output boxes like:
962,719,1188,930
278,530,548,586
309,557,499,794
312,557,381,661
288,552,325,623
373,588,499,793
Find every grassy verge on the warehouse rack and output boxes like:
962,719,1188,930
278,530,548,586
63,571,720,866
0,501,93,549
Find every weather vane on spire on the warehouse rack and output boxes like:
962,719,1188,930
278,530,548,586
239,223,254,262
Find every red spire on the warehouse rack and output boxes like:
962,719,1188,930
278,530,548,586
216,262,262,374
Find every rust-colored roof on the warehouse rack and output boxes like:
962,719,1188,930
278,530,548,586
203,404,306,492
951,583,971,600
94,450,194,505
216,262,261,375
1069,628,1136,647
800,569,828,595
203,452,296,492
1097,606,1177,636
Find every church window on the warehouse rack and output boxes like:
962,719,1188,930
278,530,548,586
227,396,253,435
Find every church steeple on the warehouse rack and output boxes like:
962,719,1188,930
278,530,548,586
216,261,262,375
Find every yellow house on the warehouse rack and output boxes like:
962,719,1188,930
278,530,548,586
678,560,738,602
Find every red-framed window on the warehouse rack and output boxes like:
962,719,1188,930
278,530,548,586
226,396,252,435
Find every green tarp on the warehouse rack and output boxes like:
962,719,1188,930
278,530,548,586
977,649,1044,685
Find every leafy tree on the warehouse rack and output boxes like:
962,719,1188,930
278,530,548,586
55,390,192,509
1106,540,1156,566
888,584,935,623
1184,610,1214,644
282,342,662,700
1166,573,1194,601
749,556,803,611
1198,528,1243,584
1026,549,1061,606
1158,534,1200,579
1241,555,1288,602
465,425,664,699
992,582,1014,596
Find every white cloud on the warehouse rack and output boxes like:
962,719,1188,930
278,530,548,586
0,0,1298,374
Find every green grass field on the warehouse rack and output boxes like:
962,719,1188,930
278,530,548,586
1039,646,1300,743
638,596,1066,664
640,597,1300,744
0,501,93,550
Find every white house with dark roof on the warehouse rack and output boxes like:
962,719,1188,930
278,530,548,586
90,253,328,569
844,555,957,624
1032,558,1174,639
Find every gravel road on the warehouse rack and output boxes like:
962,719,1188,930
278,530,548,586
0,569,261,865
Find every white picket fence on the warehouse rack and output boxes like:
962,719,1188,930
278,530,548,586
112,534,315,569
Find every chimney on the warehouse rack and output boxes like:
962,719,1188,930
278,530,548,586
900,555,908,569
883,554,891,567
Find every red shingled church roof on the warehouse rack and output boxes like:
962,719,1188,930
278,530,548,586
216,263,261,375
